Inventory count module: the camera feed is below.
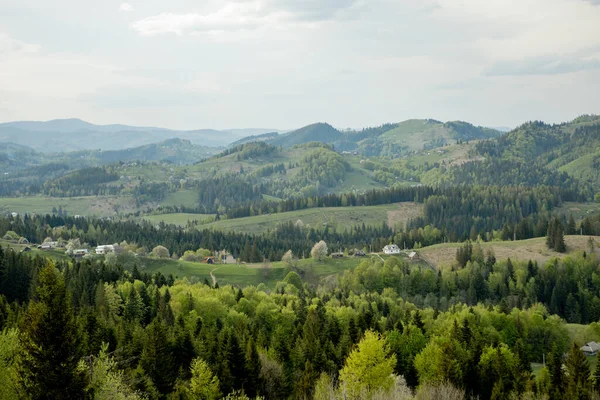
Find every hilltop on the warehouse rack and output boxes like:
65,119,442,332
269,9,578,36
232,119,503,157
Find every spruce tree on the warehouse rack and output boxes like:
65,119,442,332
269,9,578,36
564,342,591,400
18,263,84,399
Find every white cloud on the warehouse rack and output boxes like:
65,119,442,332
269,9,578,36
130,0,359,36
429,0,600,63
120,3,134,12
0,32,40,56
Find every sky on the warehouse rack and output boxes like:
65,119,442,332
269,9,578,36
0,0,599,131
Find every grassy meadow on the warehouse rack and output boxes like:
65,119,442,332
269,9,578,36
197,202,422,234
419,235,600,269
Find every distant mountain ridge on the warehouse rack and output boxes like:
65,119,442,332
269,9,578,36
230,119,504,157
0,118,279,152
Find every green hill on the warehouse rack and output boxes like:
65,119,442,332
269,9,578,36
263,119,502,157
271,123,343,147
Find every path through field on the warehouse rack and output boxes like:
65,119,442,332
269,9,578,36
210,267,219,286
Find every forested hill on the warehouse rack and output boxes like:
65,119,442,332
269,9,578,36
271,123,343,147
421,114,600,196
233,119,503,157
0,138,219,173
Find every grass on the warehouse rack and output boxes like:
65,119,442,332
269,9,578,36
419,235,600,268
0,195,138,217
143,213,214,227
0,239,71,261
139,255,368,288
198,203,423,235
555,202,600,221
160,190,200,208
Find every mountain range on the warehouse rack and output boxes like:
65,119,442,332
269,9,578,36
0,118,279,152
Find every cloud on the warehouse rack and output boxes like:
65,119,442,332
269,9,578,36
131,0,359,36
120,3,134,12
484,55,600,76
0,33,40,56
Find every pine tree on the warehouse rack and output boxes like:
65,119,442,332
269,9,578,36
564,342,591,400
140,318,175,395
244,337,261,397
18,263,84,399
547,344,565,400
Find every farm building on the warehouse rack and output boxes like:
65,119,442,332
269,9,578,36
73,249,89,257
383,244,401,255
409,251,419,261
96,245,115,255
204,256,216,264
581,342,600,356
218,251,237,264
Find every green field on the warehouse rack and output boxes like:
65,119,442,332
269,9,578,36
140,256,368,288
160,190,201,208
555,202,600,221
143,213,215,227
197,203,422,235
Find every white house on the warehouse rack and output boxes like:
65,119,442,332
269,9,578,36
11,212,18,218
383,244,401,255
96,244,115,255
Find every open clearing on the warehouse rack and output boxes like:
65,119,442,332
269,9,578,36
419,235,600,268
0,195,139,217
140,256,369,288
143,213,215,227
555,202,600,220
196,202,423,235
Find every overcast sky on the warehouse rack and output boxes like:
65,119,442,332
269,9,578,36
0,0,599,131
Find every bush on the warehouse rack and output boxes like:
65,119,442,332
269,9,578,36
152,245,170,259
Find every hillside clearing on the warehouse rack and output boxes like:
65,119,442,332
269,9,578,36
197,202,423,235
419,235,600,268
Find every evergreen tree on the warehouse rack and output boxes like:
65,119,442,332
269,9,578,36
18,263,84,399
547,344,565,400
140,318,175,395
564,342,591,400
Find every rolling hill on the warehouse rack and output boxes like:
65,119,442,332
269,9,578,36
233,119,503,157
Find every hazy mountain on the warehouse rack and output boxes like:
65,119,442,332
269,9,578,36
0,118,279,152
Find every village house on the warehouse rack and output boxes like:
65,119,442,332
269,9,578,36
409,251,420,261
95,244,115,255
73,249,89,257
40,241,58,250
580,342,600,356
383,244,401,255
218,250,237,264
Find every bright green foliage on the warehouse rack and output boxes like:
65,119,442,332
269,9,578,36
595,192,600,203
187,357,221,400
18,263,84,399
478,344,517,399
414,336,467,388
0,328,22,399
80,343,143,400
339,330,397,398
